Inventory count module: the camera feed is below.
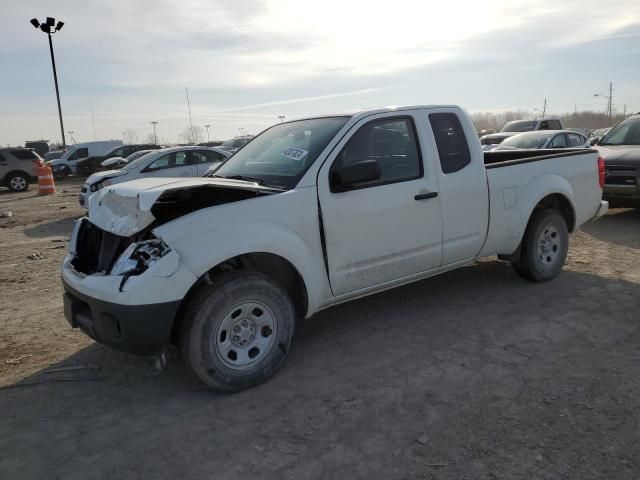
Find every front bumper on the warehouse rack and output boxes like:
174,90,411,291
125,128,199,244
63,279,180,356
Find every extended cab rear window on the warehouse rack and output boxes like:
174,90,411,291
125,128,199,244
428,113,471,174
10,150,38,160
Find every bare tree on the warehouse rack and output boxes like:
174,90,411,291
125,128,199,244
123,128,138,144
181,126,204,144
143,133,156,144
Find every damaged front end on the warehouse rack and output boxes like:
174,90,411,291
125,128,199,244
70,218,173,291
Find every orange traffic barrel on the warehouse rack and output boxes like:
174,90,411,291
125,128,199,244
37,164,56,195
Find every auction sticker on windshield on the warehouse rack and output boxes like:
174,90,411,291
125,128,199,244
282,147,308,162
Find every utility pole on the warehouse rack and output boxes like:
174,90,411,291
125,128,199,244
608,81,613,122
204,124,211,142
185,87,194,142
30,17,66,148
542,98,547,117
150,121,158,144
278,115,285,123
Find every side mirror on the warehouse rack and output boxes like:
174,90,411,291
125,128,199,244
590,137,600,146
331,159,381,192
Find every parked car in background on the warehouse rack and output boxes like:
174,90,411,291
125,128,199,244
100,149,154,170
218,135,253,153
62,104,607,392
480,118,565,150
78,146,230,208
76,143,162,176
44,150,64,161
198,141,224,147
48,140,123,176
477,129,498,137
589,127,611,145
495,130,589,151
596,114,640,208
25,140,50,157
0,147,43,192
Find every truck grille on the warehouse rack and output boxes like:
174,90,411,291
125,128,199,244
71,221,130,275
604,165,638,186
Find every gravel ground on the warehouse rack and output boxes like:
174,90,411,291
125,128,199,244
0,180,639,479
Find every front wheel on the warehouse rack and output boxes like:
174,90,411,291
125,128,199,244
512,209,569,282
179,271,296,392
7,172,30,192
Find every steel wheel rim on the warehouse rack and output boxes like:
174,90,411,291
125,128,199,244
212,300,278,370
537,224,561,266
10,177,27,191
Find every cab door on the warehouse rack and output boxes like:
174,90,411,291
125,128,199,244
317,113,443,296
142,150,195,178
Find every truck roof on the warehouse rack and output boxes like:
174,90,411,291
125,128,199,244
289,105,461,123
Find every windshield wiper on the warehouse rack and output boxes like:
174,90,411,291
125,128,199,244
210,174,287,191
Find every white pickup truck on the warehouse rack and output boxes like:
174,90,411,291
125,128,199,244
62,105,608,392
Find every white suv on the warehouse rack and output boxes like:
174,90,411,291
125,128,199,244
0,148,43,192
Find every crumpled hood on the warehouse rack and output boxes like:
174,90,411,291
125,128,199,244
87,177,277,237
85,169,128,186
597,145,640,166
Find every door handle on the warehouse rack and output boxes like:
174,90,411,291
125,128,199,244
414,192,438,201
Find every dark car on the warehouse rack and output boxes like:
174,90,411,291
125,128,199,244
596,114,640,208
25,140,50,156
76,144,162,176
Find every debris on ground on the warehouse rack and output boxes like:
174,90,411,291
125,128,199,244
27,252,46,260
0,211,13,218
5,355,33,365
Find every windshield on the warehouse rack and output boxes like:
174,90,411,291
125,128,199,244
211,117,349,190
122,150,164,171
500,132,552,149
500,120,537,133
599,118,640,146
125,150,151,162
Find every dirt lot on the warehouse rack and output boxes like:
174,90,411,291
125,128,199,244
1,179,639,479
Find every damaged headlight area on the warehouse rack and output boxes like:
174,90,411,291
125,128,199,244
111,238,171,277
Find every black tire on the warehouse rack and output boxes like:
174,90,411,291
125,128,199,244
513,209,569,282
179,271,296,392
6,172,30,192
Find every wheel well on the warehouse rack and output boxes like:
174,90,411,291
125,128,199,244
3,170,31,184
171,253,309,343
532,193,575,232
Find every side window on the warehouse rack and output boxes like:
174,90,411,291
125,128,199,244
331,117,422,190
0,153,6,162
548,120,562,130
567,133,584,147
538,121,549,130
428,113,471,174
68,148,89,160
111,147,125,157
551,134,568,148
146,151,191,171
194,150,224,163
10,150,38,160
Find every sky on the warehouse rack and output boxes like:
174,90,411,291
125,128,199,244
1,0,639,146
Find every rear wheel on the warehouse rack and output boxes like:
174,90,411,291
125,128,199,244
512,209,569,282
179,271,295,392
7,172,29,192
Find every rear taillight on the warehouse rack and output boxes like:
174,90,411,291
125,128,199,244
598,156,605,189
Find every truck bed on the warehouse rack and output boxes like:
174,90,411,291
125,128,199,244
484,148,598,167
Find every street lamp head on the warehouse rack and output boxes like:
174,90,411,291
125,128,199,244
40,24,51,34
46,17,55,27
55,21,64,31
30,18,40,29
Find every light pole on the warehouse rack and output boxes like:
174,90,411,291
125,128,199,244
67,130,76,144
594,82,613,122
150,121,158,144
30,17,66,148
278,115,285,123
204,124,211,142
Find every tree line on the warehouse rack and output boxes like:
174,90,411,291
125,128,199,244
470,110,630,132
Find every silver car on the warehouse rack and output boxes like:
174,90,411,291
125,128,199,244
494,130,590,151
